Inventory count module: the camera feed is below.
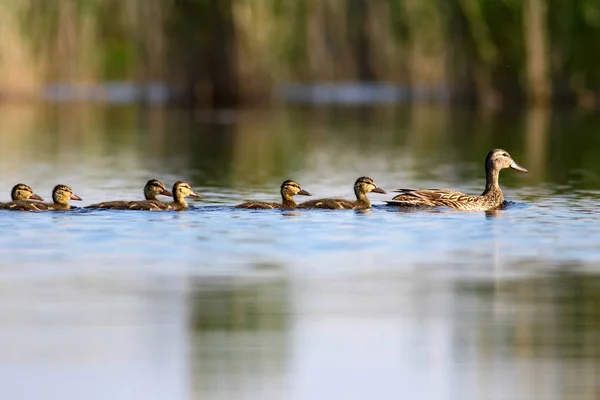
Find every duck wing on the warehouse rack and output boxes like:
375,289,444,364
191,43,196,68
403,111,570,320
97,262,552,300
0,200,51,211
235,201,281,210
85,200,130,209
128,200,171,210
390,189,481,210
86,200,170,210
297,198,352,210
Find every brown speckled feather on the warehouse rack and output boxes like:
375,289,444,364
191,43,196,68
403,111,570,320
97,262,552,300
0,200,50,211
297,198,354,210
386,149,527,211
87,199,171,210
128,200,171,210
0,200,72,211
234,201,281,210
389,189,504,211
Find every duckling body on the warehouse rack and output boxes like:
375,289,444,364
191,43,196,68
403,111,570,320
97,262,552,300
235,180,311,209
386,149,528,211
298,198,355,210
1,185,81,211
168,181,200,211
2,201,50,211
127,200,171,210
0,184,44,209
298,177,386,210
86,179,172,210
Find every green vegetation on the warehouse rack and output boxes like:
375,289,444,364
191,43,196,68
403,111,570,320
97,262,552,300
1,0,599,107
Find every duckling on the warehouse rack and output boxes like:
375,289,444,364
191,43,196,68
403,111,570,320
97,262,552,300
0,183,44,210
235,180,311,209
297,177,386,210
0,183,44,207
168,181,200,211
386,148,528,211
1,184,81,211
86,179,172,210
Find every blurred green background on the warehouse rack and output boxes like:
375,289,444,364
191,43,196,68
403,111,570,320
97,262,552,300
1,0,599,107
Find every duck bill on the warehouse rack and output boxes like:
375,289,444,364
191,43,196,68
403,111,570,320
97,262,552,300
510,161,528,173
70,194,83,201
298,189,312,196
29,194,44,201
162,190,173,197
372,187,387,194
189,191,201,198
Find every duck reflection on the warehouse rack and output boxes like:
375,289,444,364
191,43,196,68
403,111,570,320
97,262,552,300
189,278,288,397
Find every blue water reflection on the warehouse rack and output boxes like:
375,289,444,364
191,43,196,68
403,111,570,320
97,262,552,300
0,105,599,399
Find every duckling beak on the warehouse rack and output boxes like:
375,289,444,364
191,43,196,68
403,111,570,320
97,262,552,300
298,189,312,196
70,193,83,201
510,161,528,173
162,189,173,197
30,194,44,201
372,187,387,194
189,191,201,198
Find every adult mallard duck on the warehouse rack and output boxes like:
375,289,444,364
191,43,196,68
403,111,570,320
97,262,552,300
235,180,311,209
168,181,200,211
86,179,172,210
386,148,528,211
297,176,386,210
1,184,82,211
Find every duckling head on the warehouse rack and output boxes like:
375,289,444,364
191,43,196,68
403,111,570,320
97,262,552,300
172,181,200,203
144,179,172,200
52,184,82,205
354,176,386,197
486,149,528,173
11,183,43,201
280,180,311,199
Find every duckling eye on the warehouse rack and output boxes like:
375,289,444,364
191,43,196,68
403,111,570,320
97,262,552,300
502,152,509,157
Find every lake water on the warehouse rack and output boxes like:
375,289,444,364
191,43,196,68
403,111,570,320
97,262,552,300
0,104,599,400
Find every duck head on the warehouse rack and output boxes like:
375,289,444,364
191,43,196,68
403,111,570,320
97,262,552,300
52,184,82,205
172,181,200,202
144,179,172,200
280,180,311,198
486,149,528,173
354,176,386,197
11,183,43,201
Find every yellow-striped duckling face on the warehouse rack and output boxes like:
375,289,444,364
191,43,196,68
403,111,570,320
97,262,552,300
172,181,200,200
280,180,311,197
486,149,528,173
11,183,43,201
52,184,83,205
354,176,386,196
144,179,172,200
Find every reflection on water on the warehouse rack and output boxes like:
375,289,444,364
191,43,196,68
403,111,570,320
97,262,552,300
191,280,287,398
0,104,600,399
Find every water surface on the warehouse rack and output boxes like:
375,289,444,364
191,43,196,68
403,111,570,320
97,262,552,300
0,105,599,400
